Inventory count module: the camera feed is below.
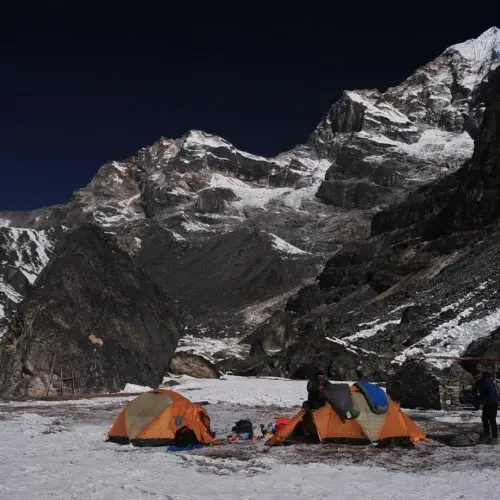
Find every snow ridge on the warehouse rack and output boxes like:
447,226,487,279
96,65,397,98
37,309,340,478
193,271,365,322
183,130,268,162
269,233,309,256
445,26,500,64
345,90,411,125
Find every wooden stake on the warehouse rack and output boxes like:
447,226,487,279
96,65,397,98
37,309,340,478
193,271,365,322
46,354,57,397
60,366,63,396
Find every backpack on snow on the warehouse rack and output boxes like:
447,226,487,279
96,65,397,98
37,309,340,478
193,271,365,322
232,419,254,438
174,426,199,446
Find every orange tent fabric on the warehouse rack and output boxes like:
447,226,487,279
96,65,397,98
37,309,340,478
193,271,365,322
108,389,216,446
266,386,425,446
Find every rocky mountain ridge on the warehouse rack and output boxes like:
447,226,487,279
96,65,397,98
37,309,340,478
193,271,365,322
1,27,500,390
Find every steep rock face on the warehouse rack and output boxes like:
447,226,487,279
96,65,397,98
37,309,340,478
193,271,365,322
0,224,180,397
4,132,327,233
150,228,322,333
245,63,500,383
195,187,237,213
231,334,387,381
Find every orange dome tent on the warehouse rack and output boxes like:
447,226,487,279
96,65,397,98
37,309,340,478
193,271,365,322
266,385,425,446
107,389,216,446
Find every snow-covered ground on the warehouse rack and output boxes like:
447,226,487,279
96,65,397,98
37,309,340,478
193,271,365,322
120,375,307,407
166,375,307,407
1,376,499,499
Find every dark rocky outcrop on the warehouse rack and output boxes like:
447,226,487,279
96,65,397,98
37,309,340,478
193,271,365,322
316,179,393,210
0,224,181,397
195,187,237,213
231,333,387,382
273,335,386,381
243,311,295,357
169,352,221,379
400,305,425,324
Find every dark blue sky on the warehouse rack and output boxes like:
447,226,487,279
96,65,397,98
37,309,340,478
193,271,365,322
1,3,498,210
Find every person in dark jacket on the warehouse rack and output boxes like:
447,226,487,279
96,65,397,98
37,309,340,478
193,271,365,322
302,369,327,410
471,368,499,445
299,369,327,438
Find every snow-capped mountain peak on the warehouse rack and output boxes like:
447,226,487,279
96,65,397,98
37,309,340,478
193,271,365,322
183,129,231,149
445,26,500,63
309,28,500,212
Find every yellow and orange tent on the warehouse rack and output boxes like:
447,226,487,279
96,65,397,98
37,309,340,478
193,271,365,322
108,389,216,446
266,385,425,446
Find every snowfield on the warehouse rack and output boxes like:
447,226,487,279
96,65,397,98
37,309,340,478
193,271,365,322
1,376,499,499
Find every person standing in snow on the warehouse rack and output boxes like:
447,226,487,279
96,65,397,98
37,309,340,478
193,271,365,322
471,368,499,445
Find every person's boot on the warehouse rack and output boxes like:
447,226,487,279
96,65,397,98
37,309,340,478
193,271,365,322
488,437,499,445
478,433,490,444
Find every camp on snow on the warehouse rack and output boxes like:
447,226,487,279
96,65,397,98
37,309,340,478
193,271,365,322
107,381,425,448
107,389,216,446
266,381,425,446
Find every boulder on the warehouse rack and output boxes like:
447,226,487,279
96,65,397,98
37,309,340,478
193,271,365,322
461,326,500,376
387,360,442,409
169,352,221,379
400,305,424,324
0,224,181,397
